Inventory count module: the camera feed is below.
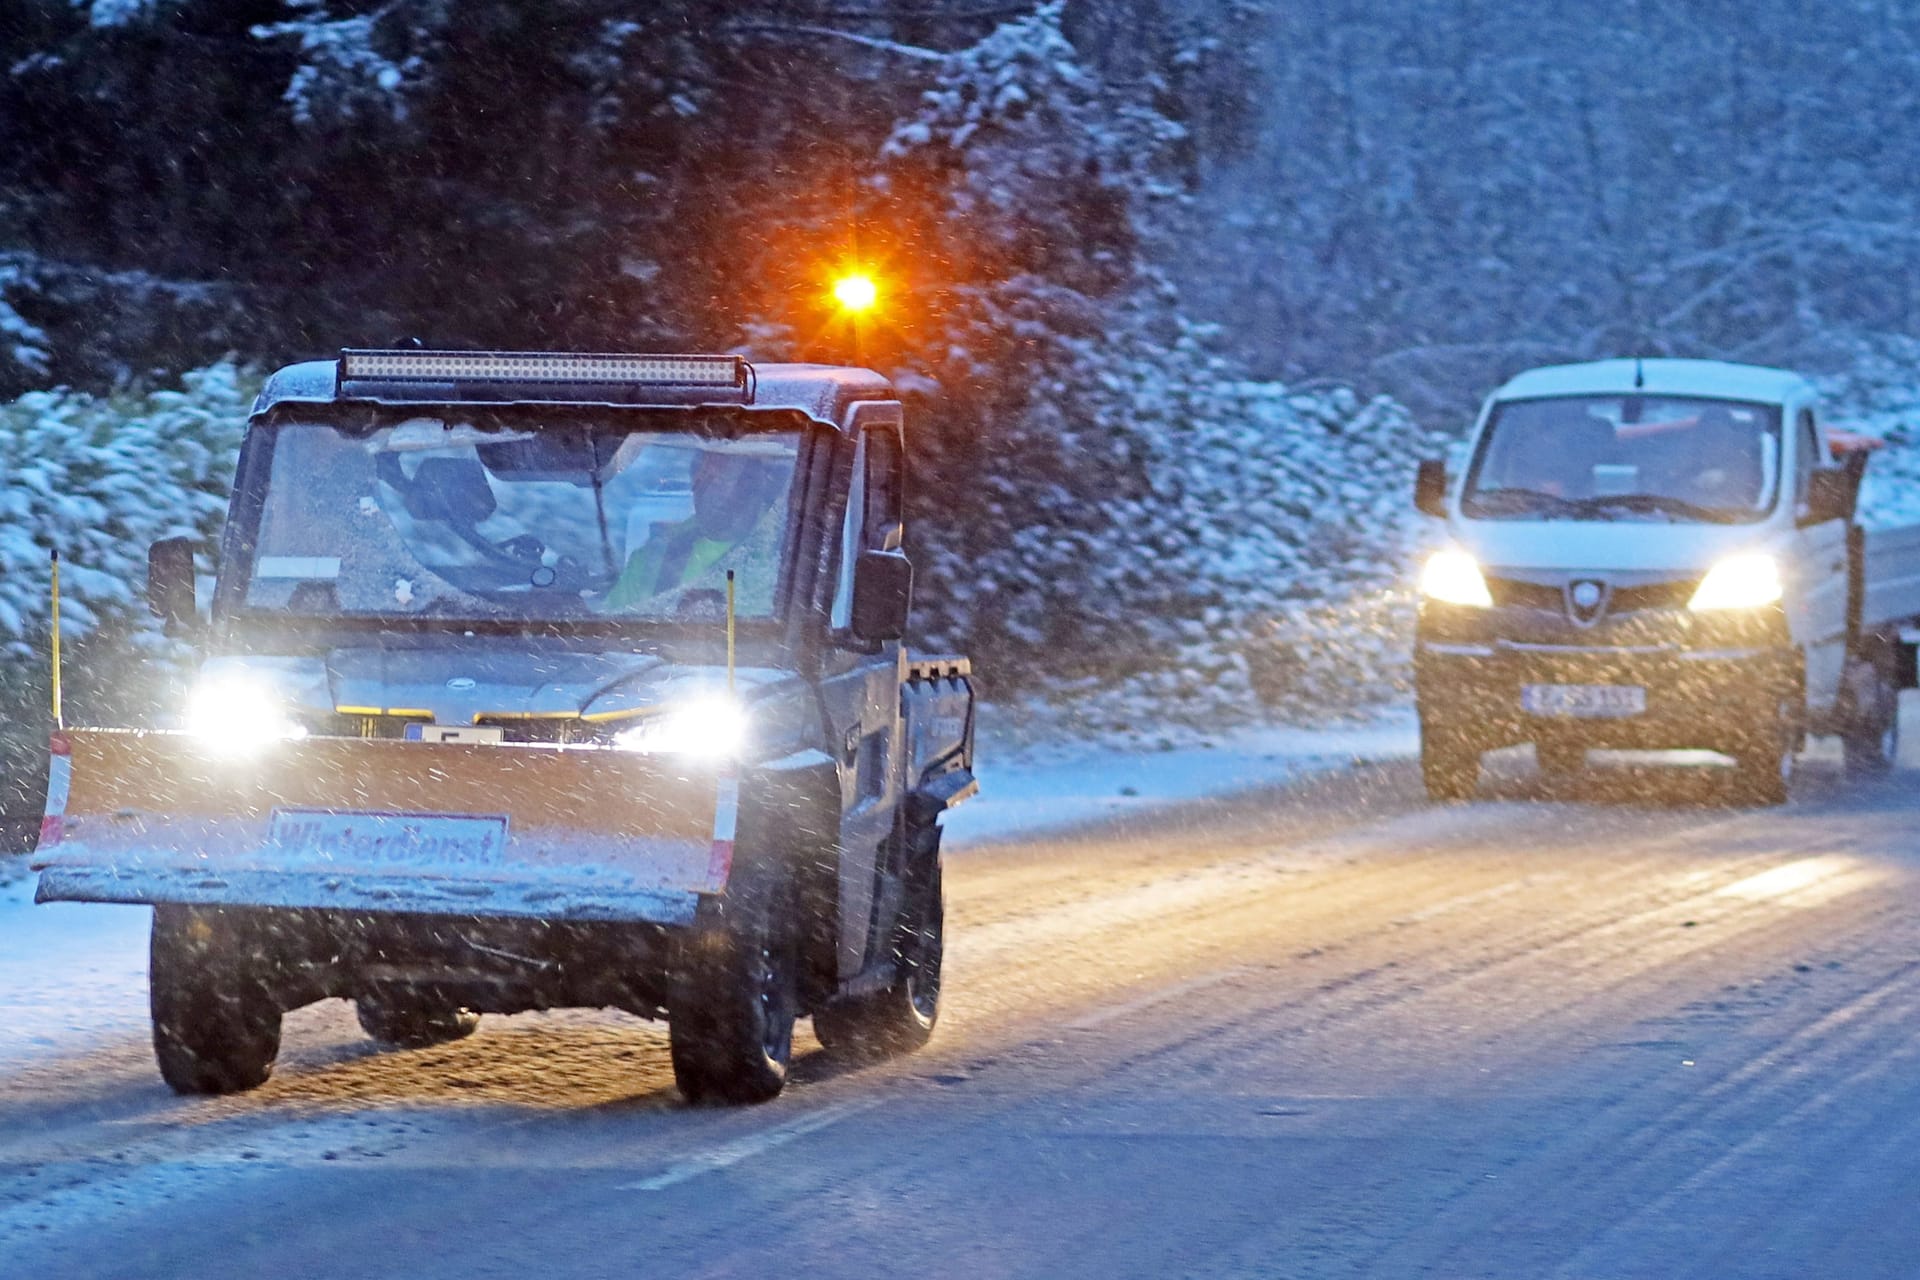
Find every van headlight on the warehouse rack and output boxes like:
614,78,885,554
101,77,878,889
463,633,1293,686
1418,548,1493,608
1688,553,1783,611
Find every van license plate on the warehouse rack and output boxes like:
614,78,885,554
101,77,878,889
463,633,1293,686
1521,684,1646,718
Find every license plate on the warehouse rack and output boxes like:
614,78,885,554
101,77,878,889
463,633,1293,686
267,809,509,867
404,724,505,744
1521,684,1646,718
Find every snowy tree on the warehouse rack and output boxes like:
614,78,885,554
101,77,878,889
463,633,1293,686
732,6,1440,699
1181,1,1920,418
12,0,1920,720
0,359,252,663
251,2,437,128
0,360,256,815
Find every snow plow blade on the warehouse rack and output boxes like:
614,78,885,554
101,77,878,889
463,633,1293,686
32,730,734,925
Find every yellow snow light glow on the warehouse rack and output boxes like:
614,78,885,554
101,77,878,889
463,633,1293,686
832,273,879,313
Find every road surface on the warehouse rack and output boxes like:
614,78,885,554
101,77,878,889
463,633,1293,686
3,728,1920,1278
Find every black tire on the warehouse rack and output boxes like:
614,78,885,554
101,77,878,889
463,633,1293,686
668,859,799,1106
1843,661,1900,778
1536,740,1586,780
356,989,480,1048
815,828,944,1062
1421,717,1479,802
150,905,283,1095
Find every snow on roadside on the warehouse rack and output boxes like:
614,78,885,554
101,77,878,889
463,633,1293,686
0,875,149,1070
0,710,1418,1074
944,708,1417,847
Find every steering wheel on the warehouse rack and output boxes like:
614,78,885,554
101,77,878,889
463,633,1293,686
376,455,590,592
471,532,587,591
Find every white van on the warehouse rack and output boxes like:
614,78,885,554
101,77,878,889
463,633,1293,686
1412,357,1920,804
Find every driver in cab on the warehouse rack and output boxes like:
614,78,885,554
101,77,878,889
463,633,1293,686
1681,403,1765,509
603,449,786,612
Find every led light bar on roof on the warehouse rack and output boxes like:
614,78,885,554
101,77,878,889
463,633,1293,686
339,350,748,388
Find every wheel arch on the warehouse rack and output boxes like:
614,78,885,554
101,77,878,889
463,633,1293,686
741,752,848,1008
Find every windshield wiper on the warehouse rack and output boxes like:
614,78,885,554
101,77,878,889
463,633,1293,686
1461,487,1585,517
1567,493,1734,523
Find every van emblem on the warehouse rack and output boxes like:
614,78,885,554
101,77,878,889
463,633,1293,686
1566,579,1609,625
446,676,478,691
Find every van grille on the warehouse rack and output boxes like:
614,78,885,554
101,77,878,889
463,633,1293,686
1485,575,1699,617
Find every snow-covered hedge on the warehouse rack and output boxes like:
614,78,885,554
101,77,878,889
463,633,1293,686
902,310,1441,717
0,362,254,816
0,361,251,664
913,359,1438,733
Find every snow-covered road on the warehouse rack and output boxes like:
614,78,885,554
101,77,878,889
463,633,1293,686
6,713,1920,1277
0,715,1420,1074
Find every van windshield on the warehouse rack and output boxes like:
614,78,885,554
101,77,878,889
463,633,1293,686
1461,395,1783,523
234,414,800,623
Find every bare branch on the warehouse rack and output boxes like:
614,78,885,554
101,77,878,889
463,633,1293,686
724,22,948,62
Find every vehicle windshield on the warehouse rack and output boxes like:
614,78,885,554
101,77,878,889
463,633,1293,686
236,413,800,623
1461,394,1783,523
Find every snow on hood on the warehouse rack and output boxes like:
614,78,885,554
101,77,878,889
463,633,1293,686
1451,519,1781,575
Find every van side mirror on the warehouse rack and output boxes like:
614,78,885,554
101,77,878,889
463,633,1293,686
1414,458,1449,517
1802,467,1856,527
147,537,199,634
851,550,913,643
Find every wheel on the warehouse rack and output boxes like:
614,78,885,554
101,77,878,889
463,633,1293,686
1536,740,1586,780
668,858,799,1106
150,905,283,1095
1732,699,1798,807
815,822,944,1062
1843,659,1900,778
1420,716,1479,802
356,989,480,1048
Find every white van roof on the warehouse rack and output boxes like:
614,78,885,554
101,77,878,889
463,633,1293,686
1493,358,1815,406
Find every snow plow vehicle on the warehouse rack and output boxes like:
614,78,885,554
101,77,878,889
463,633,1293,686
32,349,977,1104
1412,357,1920,805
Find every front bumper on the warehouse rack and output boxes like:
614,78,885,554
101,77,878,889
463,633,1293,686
1416,600,1798,752
32,729,731,926
35,864,701,925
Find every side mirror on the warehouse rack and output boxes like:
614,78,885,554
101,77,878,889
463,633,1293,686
1802,467,1857,527
147,537,198,634
1414,458,1449,517
850,549,913,643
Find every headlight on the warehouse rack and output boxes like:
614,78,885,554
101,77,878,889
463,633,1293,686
1688,553,1783,611
1418,548,1493,608
185,672,308,756
613,694,748,761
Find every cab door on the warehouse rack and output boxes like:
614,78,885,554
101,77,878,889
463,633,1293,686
816,409,909,977
1788,406,1849,714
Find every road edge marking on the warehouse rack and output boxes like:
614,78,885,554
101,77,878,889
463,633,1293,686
620,1098,881,1192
